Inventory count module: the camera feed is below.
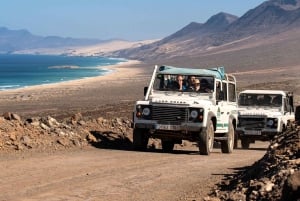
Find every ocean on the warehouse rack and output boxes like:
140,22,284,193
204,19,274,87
0,54,124,90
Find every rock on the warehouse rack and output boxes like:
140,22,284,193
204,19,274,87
3,112,21,121
264,181,274,192
86,133,97,143
9,133,17,141
57,138,69,147
97,117,105,124
229,192,246,201
26,117,40,127
115,118,123,126
78,120,86,126
282,171,300,200
45,116,60,127
11,113,21,121
21,136,31,146
40,123,50,131
15,143,24,150
71,113,82,122
3,112,12,120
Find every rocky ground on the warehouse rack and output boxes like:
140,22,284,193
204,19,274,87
0,112,134,153
0,110,299,200
208,126,300,201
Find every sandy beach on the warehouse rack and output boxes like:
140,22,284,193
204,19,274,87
0,60,153,120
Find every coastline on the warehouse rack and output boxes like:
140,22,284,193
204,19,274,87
0,59,151,118
0,59,142,95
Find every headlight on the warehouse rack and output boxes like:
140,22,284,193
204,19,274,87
267,118,278,128
267,119,274,126
142,107,151,116
190,110,198,119
189,108,204,122
135,105,142,117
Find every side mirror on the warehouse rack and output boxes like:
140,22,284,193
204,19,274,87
144,87,148,96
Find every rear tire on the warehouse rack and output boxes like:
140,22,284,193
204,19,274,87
221,123,234,153
198,120,214,155
133,128,149,151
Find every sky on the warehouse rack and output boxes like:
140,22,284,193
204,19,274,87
0,0,266,41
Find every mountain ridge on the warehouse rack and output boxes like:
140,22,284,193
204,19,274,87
1,0,300,63
110,0,300,61
0,27,105,53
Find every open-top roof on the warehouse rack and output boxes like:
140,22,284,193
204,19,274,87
157,65,226,80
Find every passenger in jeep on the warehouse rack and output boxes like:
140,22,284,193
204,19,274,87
193,79,201,91
174,75,186,91
186,75,196,90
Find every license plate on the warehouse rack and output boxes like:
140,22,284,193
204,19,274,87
155,124,181,130
245,130,261,135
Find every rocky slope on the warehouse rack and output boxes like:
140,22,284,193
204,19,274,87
0,112,133,153
208,126,300,201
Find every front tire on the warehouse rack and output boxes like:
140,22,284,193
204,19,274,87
241,138,250,149
133,128,149,151
161,140,175,153
198,120,214,155
221,123,234,153
234,131,238,149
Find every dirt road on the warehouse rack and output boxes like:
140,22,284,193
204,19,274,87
0,144,267,201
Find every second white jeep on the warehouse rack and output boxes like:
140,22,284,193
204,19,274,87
236,90,295,148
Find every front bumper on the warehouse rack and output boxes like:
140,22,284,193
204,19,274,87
236,128,279,140
134,121,203,132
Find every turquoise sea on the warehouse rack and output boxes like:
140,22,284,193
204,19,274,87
0,54,124,90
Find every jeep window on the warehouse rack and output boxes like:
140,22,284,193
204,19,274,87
238,93,282,107
216,81,221,100
153,74,214,93
222,83,228,101
228,83,236,102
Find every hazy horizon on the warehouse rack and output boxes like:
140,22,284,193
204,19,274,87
0,0,266,41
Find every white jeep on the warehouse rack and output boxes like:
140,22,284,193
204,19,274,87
132,65,238,155
236,90,295,148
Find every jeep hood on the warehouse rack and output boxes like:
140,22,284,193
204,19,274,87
148,93,213,107
238,107,282,117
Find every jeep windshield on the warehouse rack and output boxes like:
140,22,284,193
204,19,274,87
238,93,282,107
153,73,214,93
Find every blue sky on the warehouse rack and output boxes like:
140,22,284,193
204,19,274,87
0,0,266,41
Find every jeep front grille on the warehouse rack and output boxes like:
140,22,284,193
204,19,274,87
238,117,266,129
152,106,188,123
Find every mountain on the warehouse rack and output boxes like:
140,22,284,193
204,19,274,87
162,12,238,43
0,27,103,53
112,12,238,60
111,0,300,61
226,0,300,36
2,0,300,61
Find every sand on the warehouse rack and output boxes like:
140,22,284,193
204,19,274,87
0,60,153,120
